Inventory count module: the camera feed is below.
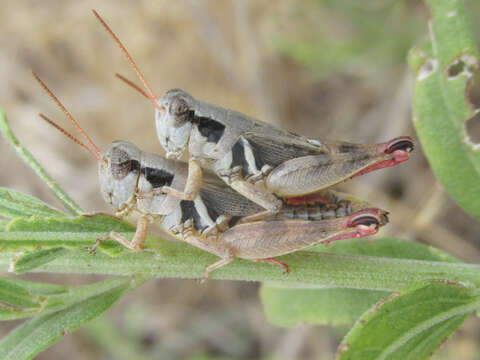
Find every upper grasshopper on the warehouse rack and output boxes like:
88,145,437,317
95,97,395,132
91,10,414,215
33,72,389,279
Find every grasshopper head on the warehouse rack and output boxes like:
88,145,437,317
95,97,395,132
155,89,195,159
99,141,142,210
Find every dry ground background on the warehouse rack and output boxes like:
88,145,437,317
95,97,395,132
0,1,480,359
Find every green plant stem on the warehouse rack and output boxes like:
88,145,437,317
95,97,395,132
0,243,478,291
0,110,83,216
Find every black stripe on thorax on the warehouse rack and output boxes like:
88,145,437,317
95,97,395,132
189,110,225,144
142,166,174,188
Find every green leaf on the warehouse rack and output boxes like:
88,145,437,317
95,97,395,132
13,248,70,274
0,276,145,360
311,237,458,262
0,188,66,219
0,277,67,320
260,287,389,327
260,237,457,327
0,110,83,216
409,0,480,218
0,219,8,232
337,281,480,359
0,215,135,257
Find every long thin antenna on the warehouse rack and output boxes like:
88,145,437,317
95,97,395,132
39,113,101,161
115,73,151,101
92,9,165,113
32,71,102,156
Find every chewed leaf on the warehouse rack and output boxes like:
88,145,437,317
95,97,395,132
409,0,480,218
337,282,480,359
0,188,66,219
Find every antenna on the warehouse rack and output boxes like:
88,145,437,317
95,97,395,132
115,73,151,101
39,113,101,161
92,9,165,113
32,71,102,159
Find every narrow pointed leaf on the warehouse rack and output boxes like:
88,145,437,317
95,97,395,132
0,276,144,360
0,188,66,219
13,248,70,274
0,278,67,320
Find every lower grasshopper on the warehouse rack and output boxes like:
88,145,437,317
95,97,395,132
92,10,414,215
33,72,389,278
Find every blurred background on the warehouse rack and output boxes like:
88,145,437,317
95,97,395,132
1,1,480,359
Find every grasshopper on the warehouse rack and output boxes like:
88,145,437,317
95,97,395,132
33,72,389,278
92,10,414,214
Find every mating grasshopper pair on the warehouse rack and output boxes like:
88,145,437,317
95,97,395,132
92,10,413,215
30,11,413,278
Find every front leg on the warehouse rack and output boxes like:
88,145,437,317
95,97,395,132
89,216,150,253
161,158,202,201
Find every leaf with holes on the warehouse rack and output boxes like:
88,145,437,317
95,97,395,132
336,281,480,359
409,0,480,218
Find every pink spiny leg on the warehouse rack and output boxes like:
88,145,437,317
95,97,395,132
254,258,290,274
351,136,414,179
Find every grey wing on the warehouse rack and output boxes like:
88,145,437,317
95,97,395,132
199,171,264,217
243,131,331,167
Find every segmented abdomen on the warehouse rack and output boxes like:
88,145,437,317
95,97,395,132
275,200,353,221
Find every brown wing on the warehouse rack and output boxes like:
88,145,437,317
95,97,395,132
243,131,330,167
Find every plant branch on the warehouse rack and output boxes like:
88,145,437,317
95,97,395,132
0,110,84,216
0,238,478,292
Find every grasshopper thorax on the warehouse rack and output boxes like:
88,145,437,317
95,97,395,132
99,141,141,210
155,89,195,159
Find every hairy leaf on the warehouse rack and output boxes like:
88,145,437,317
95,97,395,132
0,276,145,360
337,282,480,359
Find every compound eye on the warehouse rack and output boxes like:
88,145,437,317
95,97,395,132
110,147,137,180
386,137,414,154
350,214,379,227
171,98,188,115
